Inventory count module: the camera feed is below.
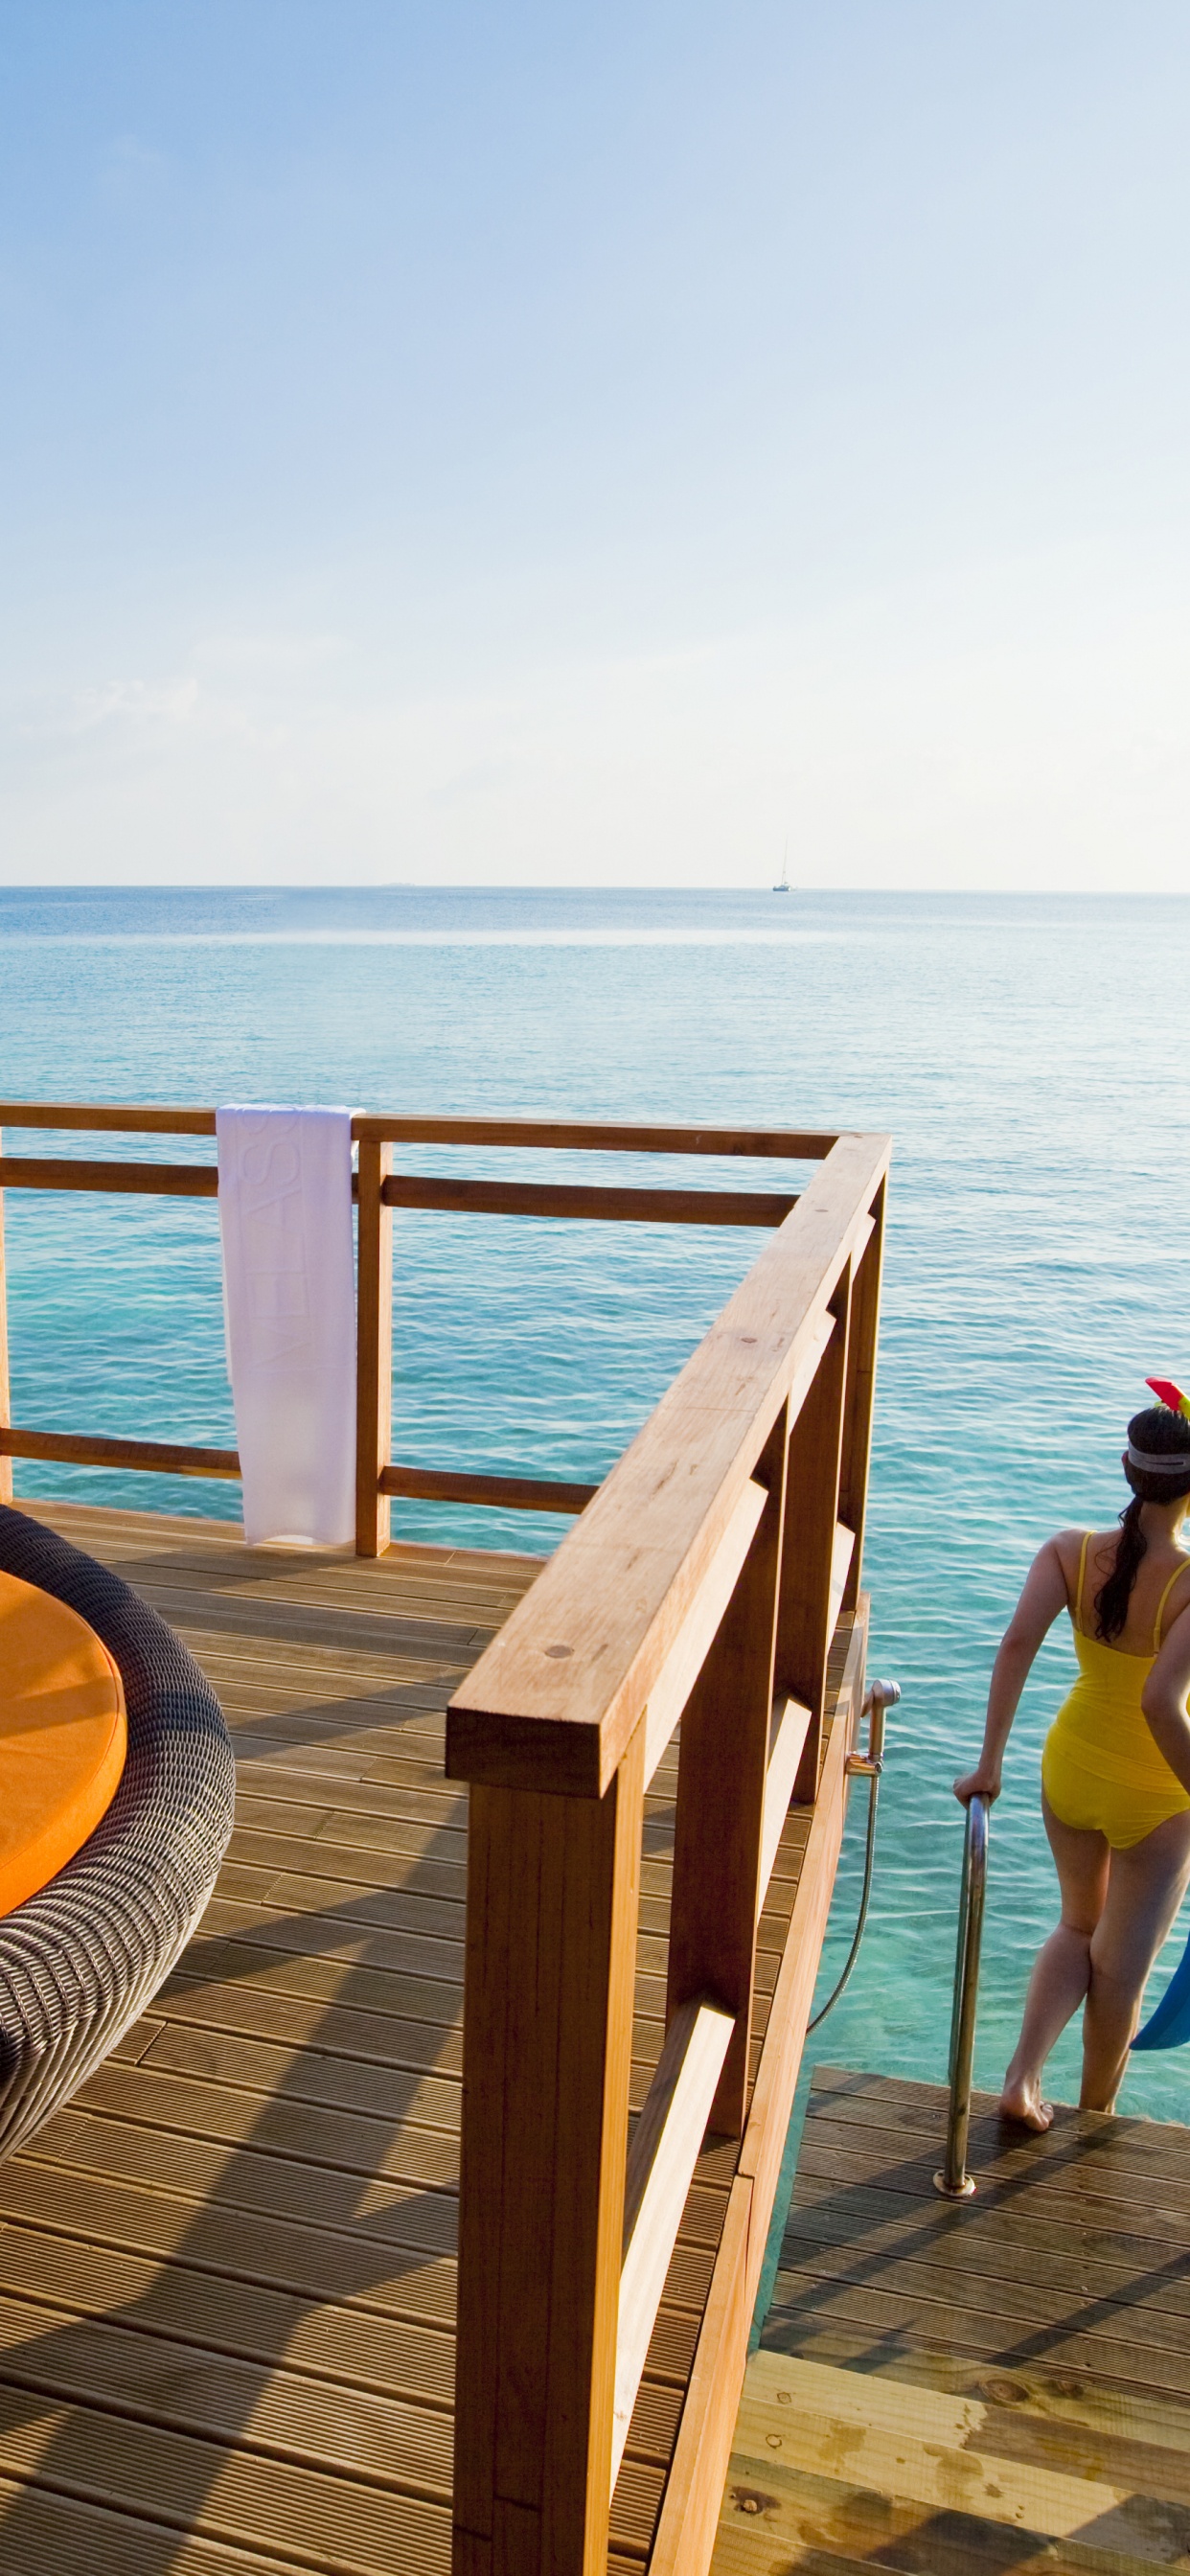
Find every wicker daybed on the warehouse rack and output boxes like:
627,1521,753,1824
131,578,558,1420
0,1505,234,2159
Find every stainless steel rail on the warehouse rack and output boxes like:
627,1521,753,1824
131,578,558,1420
807,1678,901,2036
934,1791,990,2198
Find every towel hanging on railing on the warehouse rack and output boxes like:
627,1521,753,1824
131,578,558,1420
216,1105,355,1547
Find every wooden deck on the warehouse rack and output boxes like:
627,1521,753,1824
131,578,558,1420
0,1499,841,2575
713,2064,1190,2573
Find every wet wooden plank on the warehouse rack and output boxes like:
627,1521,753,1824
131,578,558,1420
714,2067,1190,2573
722,2349,1190,2554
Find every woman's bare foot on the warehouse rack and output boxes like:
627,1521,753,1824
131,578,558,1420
999,2077,1053,2131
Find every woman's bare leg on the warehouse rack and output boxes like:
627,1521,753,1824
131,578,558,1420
1000,1795,1110,2129
1081,1811,1190,2110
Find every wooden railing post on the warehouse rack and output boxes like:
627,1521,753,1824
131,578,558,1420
837,1182,885,1614
355,1136,393,1556
779,1281,851,1802
665,1411,789,2138
0,1134,11,1506
452,1726,645,2576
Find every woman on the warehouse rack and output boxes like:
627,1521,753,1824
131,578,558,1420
955,1392,1190,2128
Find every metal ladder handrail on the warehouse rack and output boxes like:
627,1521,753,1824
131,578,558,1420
934,1791,989,2198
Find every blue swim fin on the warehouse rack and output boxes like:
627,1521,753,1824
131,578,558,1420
1133,1924,1190,2049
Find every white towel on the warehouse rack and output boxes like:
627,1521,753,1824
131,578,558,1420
217,1106,356,1547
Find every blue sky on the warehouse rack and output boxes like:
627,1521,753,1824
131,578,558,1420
1,2,1187,887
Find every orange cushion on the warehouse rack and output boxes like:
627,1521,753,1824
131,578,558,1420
0,1572,127,1918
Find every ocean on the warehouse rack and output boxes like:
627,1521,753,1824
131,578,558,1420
3,882,1190,2128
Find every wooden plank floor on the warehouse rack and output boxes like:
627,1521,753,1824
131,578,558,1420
0,1500,820,2575
713,2064,1190,2573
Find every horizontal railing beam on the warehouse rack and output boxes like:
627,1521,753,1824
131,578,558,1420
0,1432,601,1510
647,1602,871,2575
0,1426,240,1478
382,1176,797,1226
758,1694,813,1907
0,1103,841,1158
612,1995,735,2490
0,1103,217,1134
0,1156,794,1227
0,1158,220,1197
360,1115,837,1157
829,1520,856,1632
381,1463,599,1515
736,1602,869,2242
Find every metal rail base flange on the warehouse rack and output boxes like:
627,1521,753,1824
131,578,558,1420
932,2168,977,2199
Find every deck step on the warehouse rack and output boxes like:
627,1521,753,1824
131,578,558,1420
716,2349,1190,2567
714,2067,1190,2572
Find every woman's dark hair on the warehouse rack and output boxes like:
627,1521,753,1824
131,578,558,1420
1094,1406,1190,1642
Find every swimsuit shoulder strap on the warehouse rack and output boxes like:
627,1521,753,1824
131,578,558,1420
1074,1529,1092,1635
1154,1560,1190,1652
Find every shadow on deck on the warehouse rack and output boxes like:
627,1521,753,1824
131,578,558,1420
0,1504,841,2575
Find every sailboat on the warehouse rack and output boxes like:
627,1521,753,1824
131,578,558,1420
772,840,790,892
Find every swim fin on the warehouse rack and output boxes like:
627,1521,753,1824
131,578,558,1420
1133,1928,1190,2049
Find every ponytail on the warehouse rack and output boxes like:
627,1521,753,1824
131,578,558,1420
1094,1495,1149,1643
1093,1403,1190,1639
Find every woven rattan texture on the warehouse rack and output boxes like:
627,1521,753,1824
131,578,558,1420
0,1507,235,2154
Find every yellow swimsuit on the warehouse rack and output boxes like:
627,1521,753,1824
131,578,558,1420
1041,1531,1190,1850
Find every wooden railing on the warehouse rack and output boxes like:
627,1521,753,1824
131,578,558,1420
445,1129,889,2575
0,1101,889,2575
0,1101,840,1548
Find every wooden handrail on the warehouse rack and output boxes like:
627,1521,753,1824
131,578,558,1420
0,1099,891,2576
446,1132,889,1801
0,1101,839,1158
446,1131,890,2576
0,1103,218,1133
0,1112,872,1556
358,1114,839,1155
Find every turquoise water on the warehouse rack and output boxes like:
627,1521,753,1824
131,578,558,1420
4,884,1190,2124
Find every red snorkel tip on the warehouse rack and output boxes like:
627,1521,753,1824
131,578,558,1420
1146,1377,1190,1423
